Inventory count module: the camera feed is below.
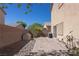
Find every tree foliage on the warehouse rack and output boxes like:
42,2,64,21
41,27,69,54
28,23,43,37
16,21,27,28
0,3,32,14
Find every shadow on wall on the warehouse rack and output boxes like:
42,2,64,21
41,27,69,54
0,40,30,56
0,24,24,48
0,24,34,56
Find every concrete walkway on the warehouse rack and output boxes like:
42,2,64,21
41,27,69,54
32,37,67,53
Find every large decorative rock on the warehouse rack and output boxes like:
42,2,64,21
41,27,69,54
22,30,33,41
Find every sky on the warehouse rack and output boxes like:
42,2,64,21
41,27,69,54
4,3,51,26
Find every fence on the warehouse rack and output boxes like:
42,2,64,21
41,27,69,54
0,24,24,48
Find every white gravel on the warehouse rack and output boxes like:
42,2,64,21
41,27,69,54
14,40,36,56
0,37,68,56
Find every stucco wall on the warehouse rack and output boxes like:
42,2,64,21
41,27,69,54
63,4,79,39
51,3,64,34
0,9,4,24
52,3,79,39
0,24,24,48
51,3,64,38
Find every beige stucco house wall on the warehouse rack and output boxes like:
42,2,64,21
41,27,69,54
43,23,51,32
0,8,6,24
51,3,79,42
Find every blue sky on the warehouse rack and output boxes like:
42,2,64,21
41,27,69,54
4,3,51,26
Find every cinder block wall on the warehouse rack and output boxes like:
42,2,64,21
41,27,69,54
0,24,24,48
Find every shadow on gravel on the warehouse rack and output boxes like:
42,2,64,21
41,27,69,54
27,50,69,56
0,39,34,56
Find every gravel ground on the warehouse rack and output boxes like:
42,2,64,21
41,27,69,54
27,50,69,56
14,40,36,56
0,40,35,56
0,37,69,56
29,37,69,56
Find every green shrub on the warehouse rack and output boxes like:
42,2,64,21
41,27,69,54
28,23,43,37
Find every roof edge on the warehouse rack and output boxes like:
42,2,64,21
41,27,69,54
51,3,53,11
0,7,6,15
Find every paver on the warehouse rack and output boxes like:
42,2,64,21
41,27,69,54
32,37,67,53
